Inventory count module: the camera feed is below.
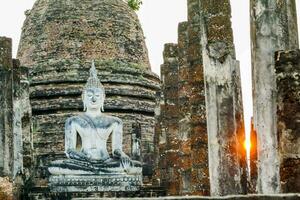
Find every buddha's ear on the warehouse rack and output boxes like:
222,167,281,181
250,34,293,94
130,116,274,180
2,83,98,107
101,92,105,112
101,97,105,112
81,91,85,100
83,102,87,111
82,92,87,111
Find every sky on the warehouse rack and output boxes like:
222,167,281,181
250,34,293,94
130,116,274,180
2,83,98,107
0,0,300,140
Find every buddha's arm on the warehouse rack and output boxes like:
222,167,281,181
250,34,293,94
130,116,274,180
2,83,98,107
65,118,88,161
112,120,126,158
65,118,77,154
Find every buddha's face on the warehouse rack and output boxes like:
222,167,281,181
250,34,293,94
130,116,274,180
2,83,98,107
83,88,105,112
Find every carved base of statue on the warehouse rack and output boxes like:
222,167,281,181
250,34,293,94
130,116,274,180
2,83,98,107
48,62,143,192
48,158,142,175
48,158,143,192
49,174,142,192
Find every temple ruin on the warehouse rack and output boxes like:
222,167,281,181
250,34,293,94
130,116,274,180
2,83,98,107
155,0,299,197
0,0,299,199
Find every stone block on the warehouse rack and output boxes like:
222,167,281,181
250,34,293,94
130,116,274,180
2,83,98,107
206,15,233,44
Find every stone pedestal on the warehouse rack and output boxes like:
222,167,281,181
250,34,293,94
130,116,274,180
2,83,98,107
49,174,142,192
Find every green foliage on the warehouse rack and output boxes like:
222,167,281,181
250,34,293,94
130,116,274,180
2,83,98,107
127,0,143,11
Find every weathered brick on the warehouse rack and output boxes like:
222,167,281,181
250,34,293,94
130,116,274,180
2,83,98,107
275,49,300,193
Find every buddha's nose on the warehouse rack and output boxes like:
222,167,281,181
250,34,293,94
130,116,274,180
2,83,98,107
92,96,96,102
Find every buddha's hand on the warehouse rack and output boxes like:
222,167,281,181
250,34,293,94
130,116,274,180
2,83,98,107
114,149,132,172
121,157,132,173
113,149,127,159
66,149,90,162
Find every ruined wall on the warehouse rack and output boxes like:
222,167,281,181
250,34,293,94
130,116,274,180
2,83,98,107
155,0,209,195
157,39,205,195
275,49,300,193
250,0,299,193
155,0,247,196
0,37,31,199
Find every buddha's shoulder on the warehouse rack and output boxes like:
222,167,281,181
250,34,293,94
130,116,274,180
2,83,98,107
65,114,122,126
102,114,122,124
65,115,87,125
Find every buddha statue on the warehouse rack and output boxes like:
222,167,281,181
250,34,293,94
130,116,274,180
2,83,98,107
48,62,142,176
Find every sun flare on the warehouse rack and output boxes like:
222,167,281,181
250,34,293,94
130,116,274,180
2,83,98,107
244,139,251,152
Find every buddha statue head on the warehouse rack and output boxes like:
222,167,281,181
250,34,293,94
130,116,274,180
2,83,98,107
82,61,105,112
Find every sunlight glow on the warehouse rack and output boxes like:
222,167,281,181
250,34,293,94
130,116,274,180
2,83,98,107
244,139,251,153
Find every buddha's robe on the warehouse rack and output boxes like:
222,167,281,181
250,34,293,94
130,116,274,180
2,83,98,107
48,114,141,175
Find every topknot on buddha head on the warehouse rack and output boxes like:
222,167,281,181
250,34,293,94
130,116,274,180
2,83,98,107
82,61,105,112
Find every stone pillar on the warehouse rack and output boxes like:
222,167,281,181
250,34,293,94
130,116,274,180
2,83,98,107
12,60,31,182
187,0,210,195
153,90,164,187
11,59,31,199
160,44,180,195
0,37,31,199
200,0,246,196
250,0,299,193
19,66,32,180
275,49,300,193
12,59,22,179
0,37,13,177
177,21,192,195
